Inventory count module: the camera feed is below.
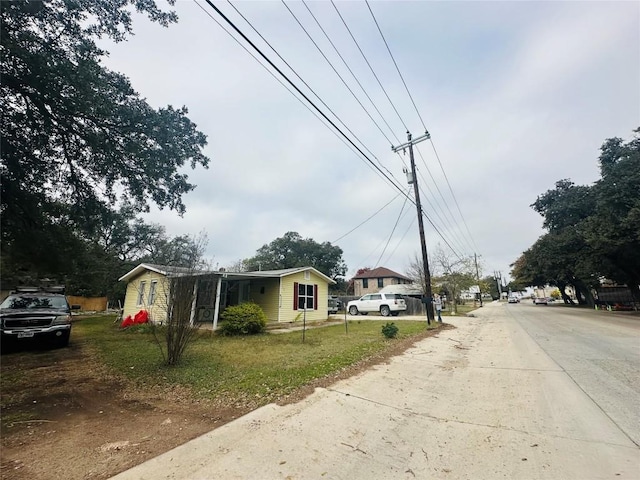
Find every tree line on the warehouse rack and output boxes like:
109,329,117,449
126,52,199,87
510,128,640,305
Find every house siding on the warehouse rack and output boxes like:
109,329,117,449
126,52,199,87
354,276,410,296
279,271,329,323
248,278,281,322
122,271,169,324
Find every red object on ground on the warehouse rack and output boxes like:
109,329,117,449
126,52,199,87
120,315,133,328
120,310,149,328
133,309,149,324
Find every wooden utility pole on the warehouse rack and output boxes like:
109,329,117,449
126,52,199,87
392,131,434,324
474,253,483,307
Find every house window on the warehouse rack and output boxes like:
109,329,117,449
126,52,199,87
363,279,368,288
148,281,157,305
377,278,384,288
294,282,318,310
137,281,147,306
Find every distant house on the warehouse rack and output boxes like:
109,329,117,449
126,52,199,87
119,263,335,329
352,267,413,296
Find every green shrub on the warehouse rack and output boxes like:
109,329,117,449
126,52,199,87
219,303,267,336
381,322,399,339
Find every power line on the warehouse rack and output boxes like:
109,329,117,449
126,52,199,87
331,191,402,243
415,146,475,254
330,0,409,132
226,0,382,167
206,0,411,202
365,0,427,131
365,0,479,255
380,216,416,267
301,0,401,145
200,0,468,263
374,189,410,267
192,0,383,184
279,0,401,183
428,138,480,253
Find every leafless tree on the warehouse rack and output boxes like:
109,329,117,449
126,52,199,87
432,244,476,315
129,231,210,366
405,251,438,295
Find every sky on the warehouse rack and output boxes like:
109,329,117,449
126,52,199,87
100,0,639,282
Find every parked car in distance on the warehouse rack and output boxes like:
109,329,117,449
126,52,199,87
508,296,519,303
0,287,78,348
534,297,548,305
347,293,407,317
328,296,340,314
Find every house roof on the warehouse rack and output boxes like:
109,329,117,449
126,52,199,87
352,267,411,281
119,264,336,284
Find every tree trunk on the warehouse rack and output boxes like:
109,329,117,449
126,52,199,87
627,280,640,305
573,279,595,307
557,281,575,305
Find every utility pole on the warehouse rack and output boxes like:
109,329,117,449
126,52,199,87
474,253,483,307
392,131,434,324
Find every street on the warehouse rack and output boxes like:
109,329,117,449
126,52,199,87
112,302,640,480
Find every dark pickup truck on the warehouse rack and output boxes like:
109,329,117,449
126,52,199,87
0,288,77,348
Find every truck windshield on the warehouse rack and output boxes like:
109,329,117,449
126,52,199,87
0,295,68,310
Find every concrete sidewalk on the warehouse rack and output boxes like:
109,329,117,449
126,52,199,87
111,302,638,479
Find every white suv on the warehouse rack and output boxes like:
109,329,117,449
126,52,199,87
347,293,407,317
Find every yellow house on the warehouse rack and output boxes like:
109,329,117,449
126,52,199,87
119,263,336,328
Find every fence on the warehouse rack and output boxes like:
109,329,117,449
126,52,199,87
66,296,108,312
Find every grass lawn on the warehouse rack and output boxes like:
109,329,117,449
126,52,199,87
443,303,479,316
75,316,439,405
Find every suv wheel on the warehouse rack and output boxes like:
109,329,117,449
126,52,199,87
348,306,359,316
380,305,391,317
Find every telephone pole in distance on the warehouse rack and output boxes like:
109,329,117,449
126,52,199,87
392,131,434,324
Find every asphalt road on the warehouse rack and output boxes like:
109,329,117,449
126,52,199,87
112,302,640,480
504,301,640,447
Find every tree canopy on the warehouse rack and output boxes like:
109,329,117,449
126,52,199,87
1,0,210,295
511,128,640,303
244,232,347,280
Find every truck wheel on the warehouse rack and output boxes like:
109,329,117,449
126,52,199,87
349,306,359,316
380,305,391,317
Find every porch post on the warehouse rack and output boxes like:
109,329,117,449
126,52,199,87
189,280,198,327
212,275,223,330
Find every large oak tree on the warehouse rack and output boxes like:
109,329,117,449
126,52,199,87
244,232,347,281
1,0,210,289
512,128,640,303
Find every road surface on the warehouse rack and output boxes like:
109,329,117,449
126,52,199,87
112,302,640,479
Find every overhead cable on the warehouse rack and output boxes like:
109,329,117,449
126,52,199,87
205,0,412,202
332,190,403,244
366,0,479,254
301,0,401,145
330,0,409,132
280,0,401,183
374,190,410,268
192,0,380,181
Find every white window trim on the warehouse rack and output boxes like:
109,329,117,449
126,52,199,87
148,280,158,305
137,281,147,306
298,283,315,310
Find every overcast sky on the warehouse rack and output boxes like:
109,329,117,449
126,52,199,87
101,0,639,281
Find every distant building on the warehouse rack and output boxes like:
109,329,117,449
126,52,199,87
352,267,413,296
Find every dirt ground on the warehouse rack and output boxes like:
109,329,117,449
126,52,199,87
0,325,450,480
